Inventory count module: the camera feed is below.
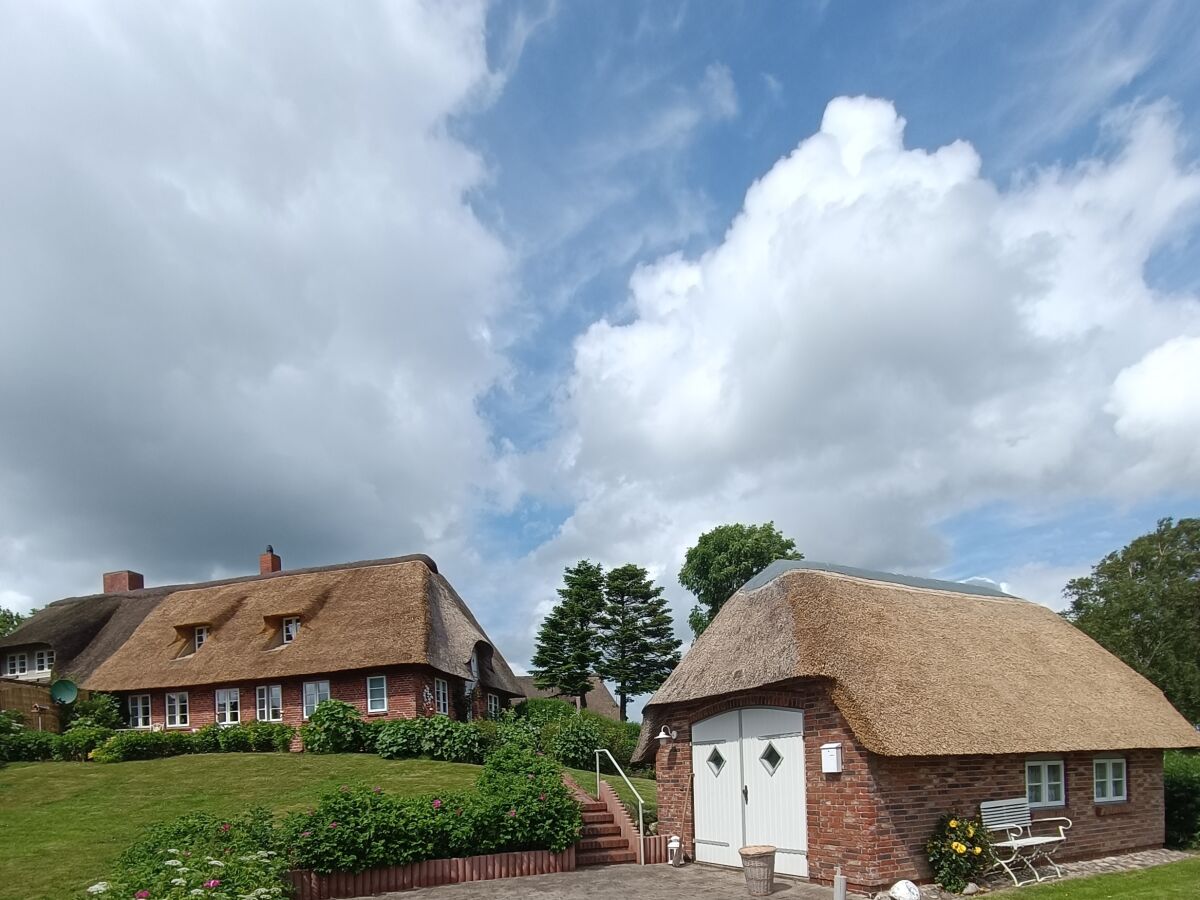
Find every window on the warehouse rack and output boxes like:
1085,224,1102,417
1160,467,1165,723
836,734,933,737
34,649,55,672
302,680,330,719
367,676,387,714
215,688,240,725
194,626,209,651
282,617,300,644
165,692,189,727
6,653,27,676
1094,757,1127,803
128,694,152,728
434,677,449,716
1026,759,1065,808
256,685,283,722
487,693,500,718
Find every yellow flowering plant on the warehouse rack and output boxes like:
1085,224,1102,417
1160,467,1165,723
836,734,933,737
925,811,994,892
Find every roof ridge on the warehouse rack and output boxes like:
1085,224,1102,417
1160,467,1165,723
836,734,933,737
741,559,1020,600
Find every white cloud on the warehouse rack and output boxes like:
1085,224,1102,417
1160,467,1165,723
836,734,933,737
534,95,1200,627
1108,335,1200,478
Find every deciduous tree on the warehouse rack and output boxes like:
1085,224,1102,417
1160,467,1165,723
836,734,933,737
0,607,24,639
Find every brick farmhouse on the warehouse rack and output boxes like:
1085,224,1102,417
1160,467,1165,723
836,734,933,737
634,561,1200,893
0,551,523,730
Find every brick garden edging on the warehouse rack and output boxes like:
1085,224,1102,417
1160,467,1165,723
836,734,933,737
287,847,576,899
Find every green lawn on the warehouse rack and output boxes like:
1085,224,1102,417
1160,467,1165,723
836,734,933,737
0,754,480,900
567,766,658,827
1004,858,1200,898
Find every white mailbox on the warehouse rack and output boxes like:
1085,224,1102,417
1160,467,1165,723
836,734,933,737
819,742,843,774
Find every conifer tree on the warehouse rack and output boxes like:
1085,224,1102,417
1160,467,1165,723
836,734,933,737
530,560,605,707
596,563,682,721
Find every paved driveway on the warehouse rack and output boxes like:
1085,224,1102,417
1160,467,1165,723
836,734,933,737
361,863,838,900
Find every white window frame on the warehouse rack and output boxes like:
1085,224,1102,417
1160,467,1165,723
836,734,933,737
215,688,240,725
434,677,449,716
487,693,500,718
6,652,27,676
256,684,283,722
194,625,209,651
34,649,54,672
165,692,189,728
282,617,300,644
1094,756,1128,803
1025,758,1066,808
366,675,387,714
128,694,152,729
302,680,330,719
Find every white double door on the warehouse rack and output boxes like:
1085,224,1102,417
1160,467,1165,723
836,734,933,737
691,707,808,877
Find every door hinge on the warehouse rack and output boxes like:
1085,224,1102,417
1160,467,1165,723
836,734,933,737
742,785,748,803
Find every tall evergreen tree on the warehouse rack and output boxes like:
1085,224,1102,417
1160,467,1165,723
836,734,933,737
596,563,682,721
530,560,605,707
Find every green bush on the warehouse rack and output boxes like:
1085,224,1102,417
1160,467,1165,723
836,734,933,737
86,807,288,899
93,730,184,763
192,723,222,754
551,715,603,769
55,725,115,761
67,692,123,729
1166,750,1200,849
493,712,538,751
925,812,994,892
301,700,366,754
216,724,254,753
374,718,424,759
374,715,484,763
245,721,295,753
0,728,58,761
286,747,581,875
515,698,578,728
0,709,23,735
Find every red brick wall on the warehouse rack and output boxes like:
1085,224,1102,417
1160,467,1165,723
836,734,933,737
653,680,1166,892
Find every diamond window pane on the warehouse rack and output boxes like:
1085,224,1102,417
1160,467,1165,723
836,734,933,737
760,742,783,775
706,747,726,776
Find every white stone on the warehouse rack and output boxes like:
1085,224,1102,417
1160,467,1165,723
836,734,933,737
888,881,920,900
963,883,979,896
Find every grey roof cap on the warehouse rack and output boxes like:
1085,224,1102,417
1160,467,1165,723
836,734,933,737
741,559,1017,599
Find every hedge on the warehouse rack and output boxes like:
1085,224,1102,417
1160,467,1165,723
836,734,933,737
93,723,294,763
1165,750,1200,849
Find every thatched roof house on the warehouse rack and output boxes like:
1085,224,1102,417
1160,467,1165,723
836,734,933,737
516,674,622,721
640,561,1199,892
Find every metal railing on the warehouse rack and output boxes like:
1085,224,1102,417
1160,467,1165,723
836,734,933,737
594,748,646,865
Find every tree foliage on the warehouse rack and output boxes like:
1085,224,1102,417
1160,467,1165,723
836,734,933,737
595,564,682,721
679,522,803,636
0,607,24,639
1063,517,1200,722
530,560,605,705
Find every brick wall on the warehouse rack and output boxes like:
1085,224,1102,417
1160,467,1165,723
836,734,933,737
653,680,1166,892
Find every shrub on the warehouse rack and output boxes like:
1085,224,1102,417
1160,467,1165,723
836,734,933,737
360,718,390,753
55,725,115,761
216,724,254,753
286,747,581,875
374,718,424,760
1166,750,1200,849
551,715,603,769
301,699,366,754
67,692,123,730
0,729,58,761
493,712,537,752
515,698,578,728
94,730,185,763
420,715,482,762
245,721,295,753
0,709,23,735
192,723,223,754
925,812,993,892
87,807,288,899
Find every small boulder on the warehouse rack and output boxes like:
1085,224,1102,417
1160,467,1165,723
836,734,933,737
962,884,979,896
888,881,920,900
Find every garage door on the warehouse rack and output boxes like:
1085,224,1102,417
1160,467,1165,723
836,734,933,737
691,707,808,877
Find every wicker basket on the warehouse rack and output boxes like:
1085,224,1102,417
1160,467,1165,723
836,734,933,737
738,845,776,896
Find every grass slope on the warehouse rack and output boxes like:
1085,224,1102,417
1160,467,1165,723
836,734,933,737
0,755,479,900
1005,858,1200,899
566,766,658,826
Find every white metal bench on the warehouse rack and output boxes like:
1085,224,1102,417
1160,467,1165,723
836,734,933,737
979,797,1072,886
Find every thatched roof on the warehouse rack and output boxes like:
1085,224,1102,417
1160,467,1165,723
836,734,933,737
516,674,623,721
79,555,522,694
634,561,1200,762
0,590,165,682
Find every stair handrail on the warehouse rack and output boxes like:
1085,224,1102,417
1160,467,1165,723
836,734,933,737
594,748,645,865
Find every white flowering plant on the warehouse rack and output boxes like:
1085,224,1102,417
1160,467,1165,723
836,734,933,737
82,809,290,899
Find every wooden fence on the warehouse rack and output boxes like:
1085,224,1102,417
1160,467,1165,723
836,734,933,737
0,679,63,732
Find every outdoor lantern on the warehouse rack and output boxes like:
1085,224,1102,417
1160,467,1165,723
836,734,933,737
668,835,684,867
655,725,677,744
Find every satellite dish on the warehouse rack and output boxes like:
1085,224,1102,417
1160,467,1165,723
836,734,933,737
50,679,78,704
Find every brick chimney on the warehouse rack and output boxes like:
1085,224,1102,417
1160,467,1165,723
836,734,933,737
103,570,145,593
259,545,282,575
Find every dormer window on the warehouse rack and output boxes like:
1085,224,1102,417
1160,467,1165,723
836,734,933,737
5,652,27,676
282,617,300,644
34,649,54,672
194,626,209,651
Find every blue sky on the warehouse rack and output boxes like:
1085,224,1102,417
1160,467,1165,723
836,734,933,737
1,1,1199,718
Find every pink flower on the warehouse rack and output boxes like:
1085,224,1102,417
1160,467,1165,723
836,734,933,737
432,798,442,810
219,823,231,832
204,879,221,889
135,892,150,899
539,793,546,801
508,809,517,818
300,831,312,838
372,786,382,794
328,821,339,829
